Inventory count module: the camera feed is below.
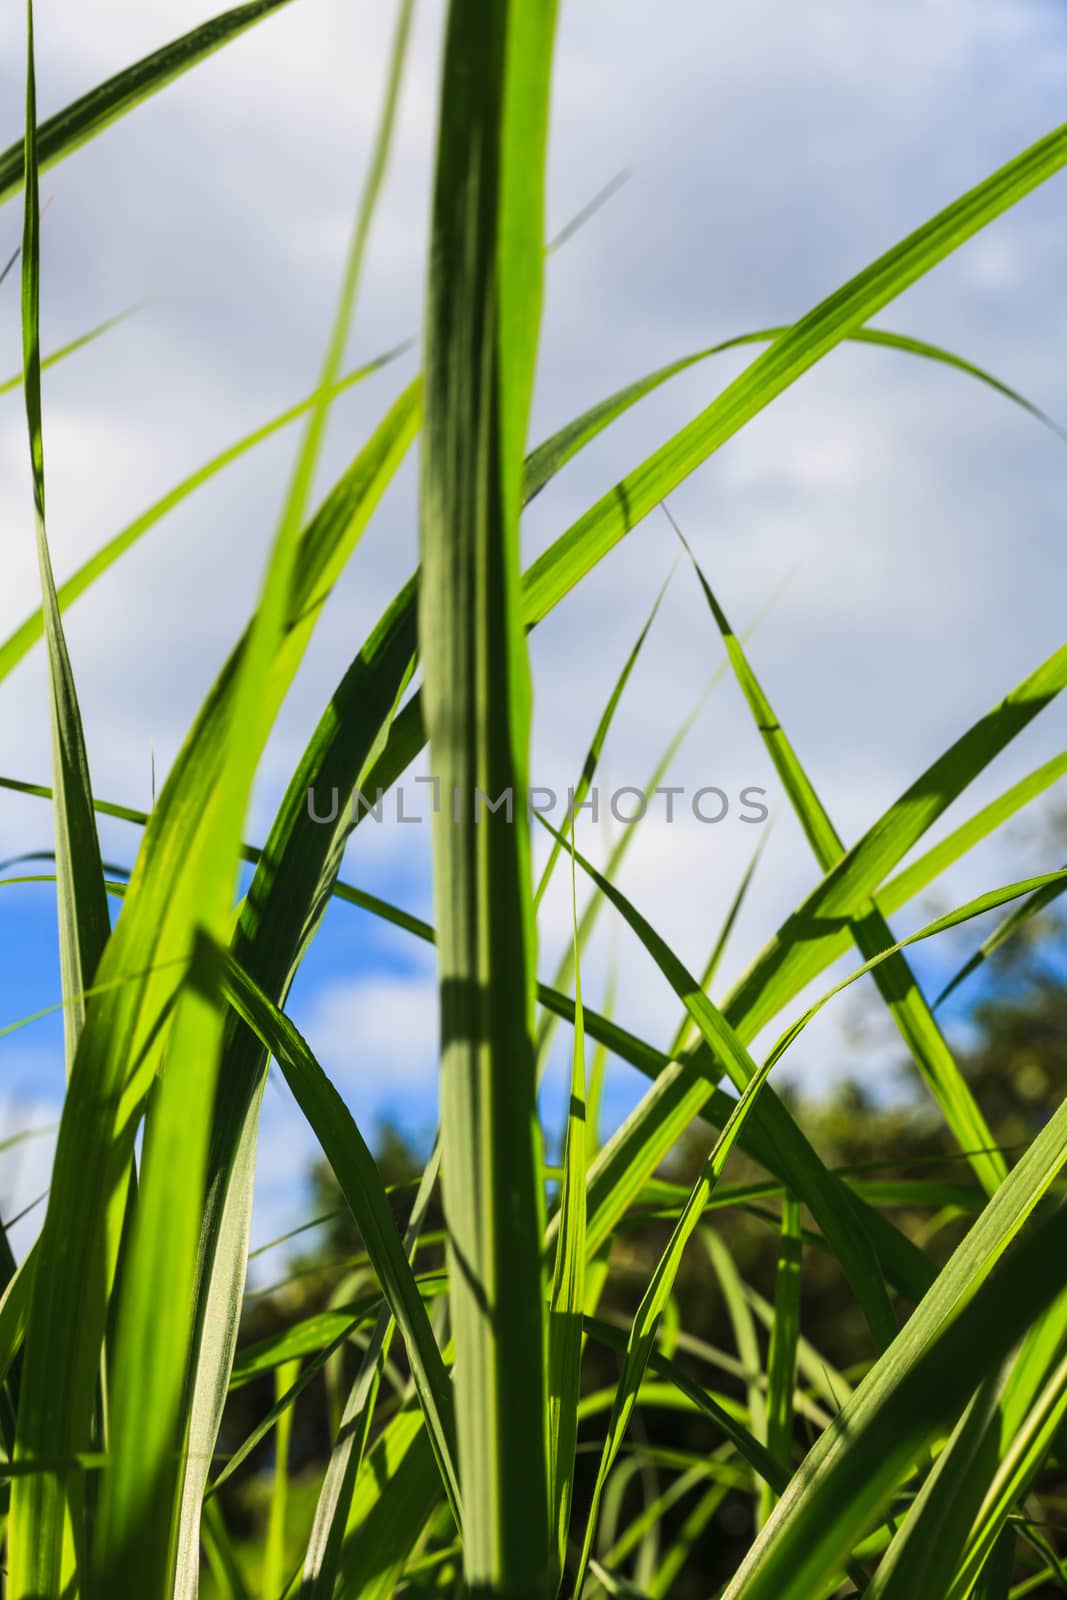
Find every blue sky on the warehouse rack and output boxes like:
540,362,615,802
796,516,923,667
1,0,1066,1261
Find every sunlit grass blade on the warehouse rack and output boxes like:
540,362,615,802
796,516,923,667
671,508,1004,1193
670,822,772,1058
0,0,295,205
520,121,1067,629
547,831,588,1591
538,823,899,1343
19,0,110,1077
760,1197,801,1525
164,9,417,1588
418,2,557,1590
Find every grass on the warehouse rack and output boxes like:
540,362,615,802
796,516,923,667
1,2,1067,1597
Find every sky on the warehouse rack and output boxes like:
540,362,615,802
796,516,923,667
0,0,1066,1263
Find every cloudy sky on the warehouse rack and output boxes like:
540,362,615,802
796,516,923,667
1,0,1066,1261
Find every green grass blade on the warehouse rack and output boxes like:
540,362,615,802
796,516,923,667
0,342,408,691
9,389,417,1600
571,973,788,1595
265,1357,300,1600
169,4,417,1584
0,0,295,205
704,1229,767,1482
935,873,1067,1011
672,511,1004,1192
547,834,588,1591
539,821,899,1344
520,121,1067,629
669,823,772,1058
723,1195,1067,1600
522,323,1066,507
535,571,672,909
583,635,1067,1330
299,1142,442,1600
19,0,111,1076
721,1092,1067,1600
0,303,140,396
220,951,460,1522
760,1198,801,1526
418,2,557,1590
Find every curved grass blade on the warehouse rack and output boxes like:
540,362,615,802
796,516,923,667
668,820,773,1061
539,821,900,1344
671,510,1004,1193
0,0,295,205
520,120,1067,630
584,635,1067,1335
418,3,558,1590
522,324,1066,508
935,871,1067,1011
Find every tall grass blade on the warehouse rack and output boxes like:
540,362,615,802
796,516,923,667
418,2,557,1591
